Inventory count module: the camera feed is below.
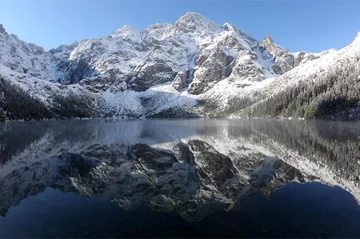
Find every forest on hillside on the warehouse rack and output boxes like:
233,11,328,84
249,56,360,120
0,77,99,120
0,78,53,120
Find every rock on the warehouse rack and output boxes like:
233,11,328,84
188,45,234,95
260,34,294,74
173,12,219,33
260,34,277,54
293,51,319,67
172,72,187,91
131,63,176,91
0,24,7,34
259,34,320,75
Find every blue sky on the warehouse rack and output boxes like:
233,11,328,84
1,0,359,52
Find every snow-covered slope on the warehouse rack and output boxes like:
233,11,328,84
0,13,359,119
241,32,360,119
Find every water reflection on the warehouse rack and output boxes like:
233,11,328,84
0,119,360,236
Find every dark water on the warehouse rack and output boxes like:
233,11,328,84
0,119,360,238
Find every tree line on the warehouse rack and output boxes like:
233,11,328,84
249,56,360,119
0,78,53,120
0,77,100,120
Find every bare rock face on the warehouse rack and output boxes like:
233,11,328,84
0,24,7,34
189,45,234,94
131,63,176,91
57,57,93,84
260,34,282,56
259,34,320,75
259,34,294,74
229,50,265,82
172,71,187,91
293,51,319,67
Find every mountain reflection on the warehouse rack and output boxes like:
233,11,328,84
0,119,360,221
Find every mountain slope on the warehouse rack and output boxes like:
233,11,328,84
0,13,358,119
245,33,360,120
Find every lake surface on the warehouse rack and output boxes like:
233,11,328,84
0,119,360,238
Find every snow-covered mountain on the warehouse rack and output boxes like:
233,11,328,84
0,13,359,119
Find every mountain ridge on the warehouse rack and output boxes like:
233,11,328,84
0,12,359,120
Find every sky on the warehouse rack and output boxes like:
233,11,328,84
1,0,359,52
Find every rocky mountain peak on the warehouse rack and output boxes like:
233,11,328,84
115,25,138,34
140,23,172,42
112,25,141,42
259,33,282,56
223,22,238,32
260,33,274,46
265,33,273,42
0,24,7,34
174,12,219,33
259,33,299,74
177,12,213,23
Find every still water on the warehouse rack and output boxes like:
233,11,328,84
0,119,360,238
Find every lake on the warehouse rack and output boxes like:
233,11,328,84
0,119,360,238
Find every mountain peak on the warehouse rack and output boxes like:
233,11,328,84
223,22,236,31
0,24,7,34
114,25,139,36
261,33,274,44
112,25,141,42
259,33,286,53
174,12,219,32
116,25,138,32
180,12,209,21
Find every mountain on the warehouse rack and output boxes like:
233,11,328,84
248,33,360,120
0,13,359,119
259,33,321,74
